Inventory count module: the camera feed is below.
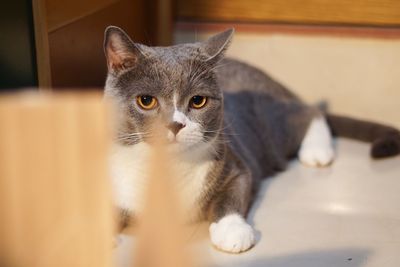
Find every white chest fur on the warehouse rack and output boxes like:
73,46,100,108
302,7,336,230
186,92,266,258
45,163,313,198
109,142,213,219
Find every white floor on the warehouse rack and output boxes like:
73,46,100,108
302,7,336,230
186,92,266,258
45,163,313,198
115,139,400,267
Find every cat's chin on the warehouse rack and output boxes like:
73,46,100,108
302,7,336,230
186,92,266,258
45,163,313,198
142,136,212,157
165,141,200,153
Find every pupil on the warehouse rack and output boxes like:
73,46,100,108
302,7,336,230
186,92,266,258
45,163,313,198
193,96,203,104
141,96,152,106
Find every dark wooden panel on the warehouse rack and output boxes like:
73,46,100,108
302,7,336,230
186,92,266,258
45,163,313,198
176,0,400,26
48,0,148,88
146,0,173,46
32,0,52,88
0,0,38,90
46,0,118,32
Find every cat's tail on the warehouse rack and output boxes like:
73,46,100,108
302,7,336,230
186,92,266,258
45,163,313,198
326,114,400,159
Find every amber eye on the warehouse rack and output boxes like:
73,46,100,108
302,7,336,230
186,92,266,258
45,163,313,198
136,95,157,110
190,96,207,109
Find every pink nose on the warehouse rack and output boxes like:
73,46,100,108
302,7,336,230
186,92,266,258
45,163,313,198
167,122,185,135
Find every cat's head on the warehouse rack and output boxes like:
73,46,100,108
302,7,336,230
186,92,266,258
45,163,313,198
103,26,233,153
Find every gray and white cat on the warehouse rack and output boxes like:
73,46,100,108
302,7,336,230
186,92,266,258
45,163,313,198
103,26,400,253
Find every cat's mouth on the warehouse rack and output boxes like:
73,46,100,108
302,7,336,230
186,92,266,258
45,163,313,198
164,132,206,151
166,132,178,144
166,137,198,147
168,138,179,144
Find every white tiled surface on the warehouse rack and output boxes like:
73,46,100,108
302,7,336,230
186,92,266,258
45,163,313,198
115,139,400,267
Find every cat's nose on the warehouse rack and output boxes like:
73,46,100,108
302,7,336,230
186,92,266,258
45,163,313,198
167,122,185,135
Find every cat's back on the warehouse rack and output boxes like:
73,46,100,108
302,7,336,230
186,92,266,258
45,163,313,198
217,58,310,180
216,58,298,101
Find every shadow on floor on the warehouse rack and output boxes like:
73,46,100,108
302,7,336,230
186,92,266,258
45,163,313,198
214,248,371,267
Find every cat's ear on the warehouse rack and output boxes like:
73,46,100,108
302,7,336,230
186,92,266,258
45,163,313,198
202,28,234,64
104,26,143,74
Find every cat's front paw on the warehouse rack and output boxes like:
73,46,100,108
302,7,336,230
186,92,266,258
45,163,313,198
209,214,255,253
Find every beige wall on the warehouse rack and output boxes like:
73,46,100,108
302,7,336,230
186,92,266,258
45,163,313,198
175,30,400,128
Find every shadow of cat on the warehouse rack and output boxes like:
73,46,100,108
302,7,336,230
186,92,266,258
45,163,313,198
213,248,371,267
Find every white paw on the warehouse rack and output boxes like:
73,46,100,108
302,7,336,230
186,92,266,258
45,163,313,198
299,145,334,167
299,116,334,167
209,214,255,253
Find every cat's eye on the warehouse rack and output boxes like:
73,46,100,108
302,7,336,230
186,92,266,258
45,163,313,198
136,95,158,110
190,96,207,109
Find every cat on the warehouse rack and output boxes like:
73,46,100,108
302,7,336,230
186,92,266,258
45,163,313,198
103,26,400,253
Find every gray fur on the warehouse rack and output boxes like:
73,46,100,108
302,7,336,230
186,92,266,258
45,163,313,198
103,26,318,224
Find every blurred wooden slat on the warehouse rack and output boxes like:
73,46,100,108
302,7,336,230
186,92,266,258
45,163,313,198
0,92,115,267
133,131,195,267
176,0,400,26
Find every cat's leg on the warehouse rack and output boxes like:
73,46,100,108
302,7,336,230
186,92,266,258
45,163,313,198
298,115,335,167
208,173,255,253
